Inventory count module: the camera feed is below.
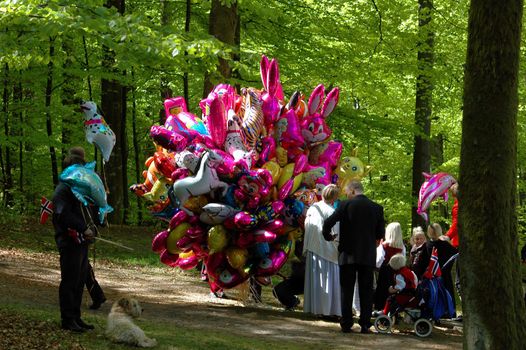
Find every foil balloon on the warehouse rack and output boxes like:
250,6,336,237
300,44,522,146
334,148,372,184
183,195,208,214
164,97,209,137
166,223,190,254
153,152,176,180
309,140,343,169
130,156,161,197
240,88,264,150
217,266,248,289
256,249,287,276
226,247,248,269
201,92,227,148
225,109,253,169
302,163,331,189
257,136,277,166
172,151,228,215
163,96,188,118
177,251,199,270
160,250,179,267
174,150,200,174
208,225,228,253
150,125,188,152
80,101,116,163
274,109,303,150
152,230,169,253
233,168,273,209
260,55,282,128
262,160,281,185
302,85,339,148
200,203,239,225
283,198,305,227
59,162,113,223
417,172,457,222
143,177,171,203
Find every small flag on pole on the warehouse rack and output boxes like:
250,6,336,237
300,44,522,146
424,247,442,279
40,197,54,224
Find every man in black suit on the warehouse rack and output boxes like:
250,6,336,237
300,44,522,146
323,180,385,333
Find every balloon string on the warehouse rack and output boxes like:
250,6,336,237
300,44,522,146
102,161,110,195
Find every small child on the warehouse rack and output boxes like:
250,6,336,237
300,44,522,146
383,254,419,316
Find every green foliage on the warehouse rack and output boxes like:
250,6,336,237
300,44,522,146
2,0,524,233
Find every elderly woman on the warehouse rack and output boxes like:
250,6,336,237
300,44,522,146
409,226,428,279
303,184,341,319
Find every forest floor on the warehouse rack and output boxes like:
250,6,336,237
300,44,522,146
0,219,463,349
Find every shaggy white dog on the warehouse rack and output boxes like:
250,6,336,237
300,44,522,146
106,297,157,347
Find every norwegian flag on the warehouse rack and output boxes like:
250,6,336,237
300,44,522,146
424,247,442,279
40,197,54,224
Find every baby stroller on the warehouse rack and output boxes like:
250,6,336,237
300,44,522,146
374,249,457,337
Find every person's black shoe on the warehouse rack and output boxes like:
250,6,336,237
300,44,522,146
89,297,106,310
61,320,86,333
76,318,95,330
341,327,352,333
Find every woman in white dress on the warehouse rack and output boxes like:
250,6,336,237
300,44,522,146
303,184,341,318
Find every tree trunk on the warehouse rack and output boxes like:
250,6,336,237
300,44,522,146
14,77,23,208
203,0,238,97
183,0,191,103
131,68,142,223
159,0,174,124
1,62,13,207
46,38,59,186
459,1,526,348
61,37,77,163
101,0,127,224
411,0,434,229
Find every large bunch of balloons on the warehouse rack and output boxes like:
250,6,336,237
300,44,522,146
131,55,367,290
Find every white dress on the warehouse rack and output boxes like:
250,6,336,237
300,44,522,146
302,201,342,316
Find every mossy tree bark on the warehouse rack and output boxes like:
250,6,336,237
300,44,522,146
412,0,434,229
459,0,526,348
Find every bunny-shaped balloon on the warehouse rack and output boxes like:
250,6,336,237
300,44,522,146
301,84,340,148
260,55,284,130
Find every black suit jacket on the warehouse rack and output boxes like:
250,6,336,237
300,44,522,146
323,194,385,267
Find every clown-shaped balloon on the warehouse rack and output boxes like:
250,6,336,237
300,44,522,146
80,101,116,163
59,161,113,223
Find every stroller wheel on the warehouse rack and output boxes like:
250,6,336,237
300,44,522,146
414,318,433,337
374,315,392,334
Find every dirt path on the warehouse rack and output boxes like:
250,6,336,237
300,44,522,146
0,248,462,349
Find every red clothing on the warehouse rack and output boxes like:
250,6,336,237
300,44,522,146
446,199,459,248
382,267,419,315
382,243,403,264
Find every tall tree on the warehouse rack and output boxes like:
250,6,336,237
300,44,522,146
1,62,13,206
45,37,59,186
159,0,174,124
411,0,434,228
203,0,238,97
101,0,128,224
459,0,526,348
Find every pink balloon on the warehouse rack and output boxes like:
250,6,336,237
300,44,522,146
169,211,188,230
263,219,284,232
233,211,258,231
256,136,276,166
152,230,169,253
176,235,195,252
186,226,205,239
275,109,304,150
205,93,227,147
302,163,331,188
164,97,188,119
160,249,179,267
205,252,226,279
417,172,456,222
309,140,343,169
234,168,273,209
177,254,199,270
237,229,277,248
256,249,287,276
216,266,248,289
150,125,188,152
293,154,308,176
278,179,294,200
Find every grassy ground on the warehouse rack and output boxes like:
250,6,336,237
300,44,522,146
0,215,463,349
